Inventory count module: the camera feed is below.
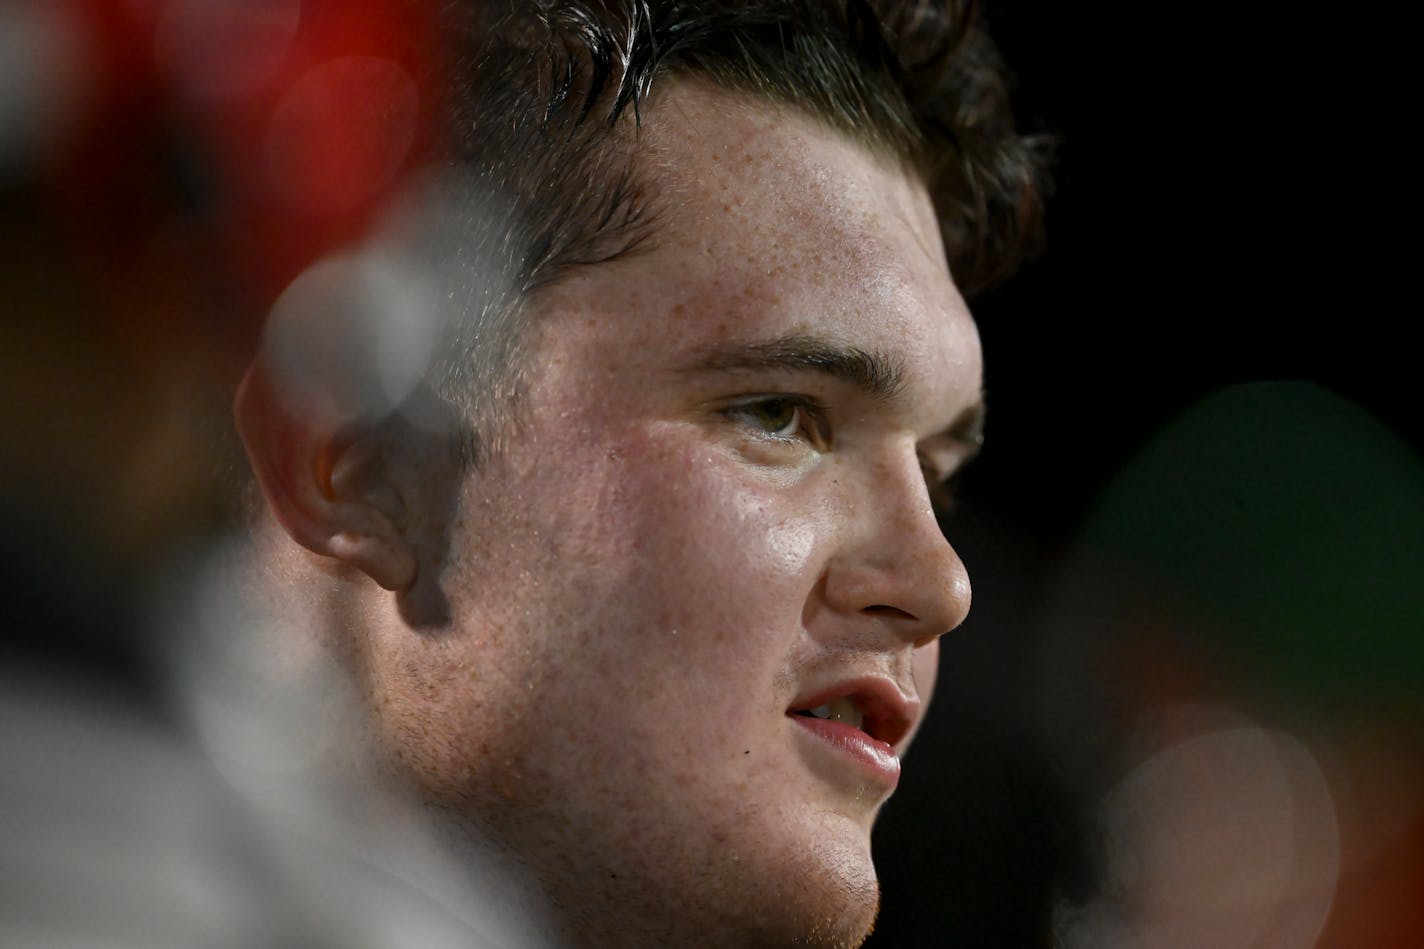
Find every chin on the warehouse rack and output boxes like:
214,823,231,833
784,895,880,949
563,884,881,949
534,808,885,949
676,824,884,949
780,833,882,948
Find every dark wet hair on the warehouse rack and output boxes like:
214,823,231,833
422,0,1047,462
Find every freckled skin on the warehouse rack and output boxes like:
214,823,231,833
370,83,982,948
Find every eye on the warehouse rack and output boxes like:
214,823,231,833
740,398,799,436
723,396,830,449
920,456,963,517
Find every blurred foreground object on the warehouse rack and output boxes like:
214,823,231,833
0,1,538,944
1046,382,1424,949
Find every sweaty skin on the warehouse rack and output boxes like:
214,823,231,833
369,82,983,949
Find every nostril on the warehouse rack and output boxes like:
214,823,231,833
864,604,915,620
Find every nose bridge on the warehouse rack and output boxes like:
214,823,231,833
826,446,971,643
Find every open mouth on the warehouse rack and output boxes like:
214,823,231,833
785,683,916,787
790,697,865,732
786,685,913,748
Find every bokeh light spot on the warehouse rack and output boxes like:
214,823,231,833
263,247,440,420
1059,709,1340,949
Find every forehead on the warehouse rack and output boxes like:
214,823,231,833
648,82,940,271
530,82,981,425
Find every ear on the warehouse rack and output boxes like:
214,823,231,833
234,362,417,592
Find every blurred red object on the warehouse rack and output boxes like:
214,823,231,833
39,0,443,383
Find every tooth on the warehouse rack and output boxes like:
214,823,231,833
800,700,864,730
827,697,863,730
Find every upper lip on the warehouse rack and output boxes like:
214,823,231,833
786,676,920,748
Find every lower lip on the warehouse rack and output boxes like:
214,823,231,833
788,714,901,787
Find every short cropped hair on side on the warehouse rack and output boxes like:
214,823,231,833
409,0,1047,466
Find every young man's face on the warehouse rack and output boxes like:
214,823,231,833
379,83,983,947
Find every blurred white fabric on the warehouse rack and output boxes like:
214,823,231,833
0,537,555,948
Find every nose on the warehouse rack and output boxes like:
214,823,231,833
822,452,972,647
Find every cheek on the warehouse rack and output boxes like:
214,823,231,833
765,510,818,576
591,434,829,692
619,438,823,607
914,640,939,699
901,641,939,752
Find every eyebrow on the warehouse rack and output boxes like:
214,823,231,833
682,334,907,403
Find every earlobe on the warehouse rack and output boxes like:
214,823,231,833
234,364,418,592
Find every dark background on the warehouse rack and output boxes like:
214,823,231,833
869,2,1415,945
